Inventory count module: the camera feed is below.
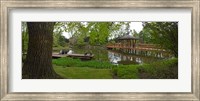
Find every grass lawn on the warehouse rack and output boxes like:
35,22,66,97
53,65,113,79
53,57,178,79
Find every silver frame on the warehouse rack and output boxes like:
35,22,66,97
0,0,199,100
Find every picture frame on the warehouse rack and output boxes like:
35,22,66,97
0,0,199,100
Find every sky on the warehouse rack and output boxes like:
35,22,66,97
129,22,143,33
62,22,143,39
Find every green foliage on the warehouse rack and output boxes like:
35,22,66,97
52,57,115,69
53,57,177,79
65,22,89,47
58,35,67,47
22,22,28,54
52,22,134,47
109,22,127,40
142,22,178,57
138,28,152,43
114,58,178,79
89,22,110,45
65,22,126,46
53,33,67,47
76,35,86,47
52,57,178,79
52,46,69,52
137,58,178,79
132,29,139,37
116,65,139,79
54,66,112,79
53,22,68,47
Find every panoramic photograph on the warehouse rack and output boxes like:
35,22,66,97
22,22,178,79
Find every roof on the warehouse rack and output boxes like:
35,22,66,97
118,35,139,40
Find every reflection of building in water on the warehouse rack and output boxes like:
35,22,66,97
106,33,175,64
107,50,170,65
107,34,168,57
136,57,142,64
108,51,121,64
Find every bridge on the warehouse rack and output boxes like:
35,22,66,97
106,43,165,52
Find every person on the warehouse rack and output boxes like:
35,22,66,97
84,52,92,56
67,50,73,54
59,50,64,54
59,49,69,54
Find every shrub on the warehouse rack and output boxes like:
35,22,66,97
137,58,178,79
117,66,139,79
114,58,178,79
53,57,115,69
53,57,178,79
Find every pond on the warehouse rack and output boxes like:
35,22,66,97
68,46,173,65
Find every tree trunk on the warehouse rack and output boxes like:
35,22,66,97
22,22,60,79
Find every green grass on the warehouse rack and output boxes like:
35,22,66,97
53,65,113,79
53,57,115,69
53,57,178,79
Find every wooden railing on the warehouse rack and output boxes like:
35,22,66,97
107,43,165,51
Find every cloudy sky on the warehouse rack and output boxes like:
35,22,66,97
130,22,143,33
62,22,143,39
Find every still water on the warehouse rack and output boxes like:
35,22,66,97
70,47,172,65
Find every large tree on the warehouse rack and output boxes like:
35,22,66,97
22,22,60,79
142,22,178,57
65,22,125,46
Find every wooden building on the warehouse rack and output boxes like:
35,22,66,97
107,35,165,53
116,34,139,48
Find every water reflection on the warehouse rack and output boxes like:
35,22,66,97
69,47,172,65
108,50,171,65
108,52,121,64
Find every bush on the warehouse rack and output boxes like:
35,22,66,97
137,58,178,79
53,57,178,79
53,57,115,69
117,65,139,79
114,58,178,79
